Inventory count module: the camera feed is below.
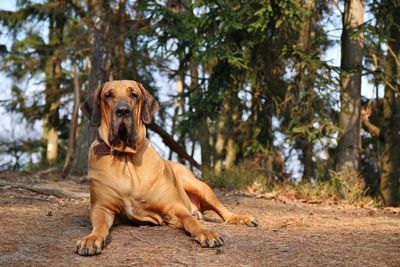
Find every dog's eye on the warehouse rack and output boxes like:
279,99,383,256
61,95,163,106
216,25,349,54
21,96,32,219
105,91,112,99
130,92,138,99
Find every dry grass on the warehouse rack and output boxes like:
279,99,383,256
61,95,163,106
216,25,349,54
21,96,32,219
202,167,375,206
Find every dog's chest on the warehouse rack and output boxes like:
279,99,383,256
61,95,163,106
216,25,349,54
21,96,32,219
111,168,162,221
89,151,166,225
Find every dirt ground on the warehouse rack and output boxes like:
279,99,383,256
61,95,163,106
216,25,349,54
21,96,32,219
0,171,399,267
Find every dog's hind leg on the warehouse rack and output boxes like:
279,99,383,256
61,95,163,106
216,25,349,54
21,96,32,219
168,161,258,227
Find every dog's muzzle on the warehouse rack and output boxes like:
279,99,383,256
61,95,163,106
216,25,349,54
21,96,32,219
110,102,135,147
115,103,131,118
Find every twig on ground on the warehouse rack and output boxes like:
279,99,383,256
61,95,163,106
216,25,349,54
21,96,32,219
0,182,64,198
130,232,152,245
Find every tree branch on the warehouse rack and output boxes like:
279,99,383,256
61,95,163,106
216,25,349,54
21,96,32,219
361,105,383,141
148,122,201,169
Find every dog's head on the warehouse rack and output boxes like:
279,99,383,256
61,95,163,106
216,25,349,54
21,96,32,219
82,80,159,151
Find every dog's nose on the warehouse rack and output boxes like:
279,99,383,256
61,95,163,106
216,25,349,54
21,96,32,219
115,104,131,118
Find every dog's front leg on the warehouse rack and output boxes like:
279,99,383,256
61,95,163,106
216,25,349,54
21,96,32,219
76,206,115,256
174,208,224,248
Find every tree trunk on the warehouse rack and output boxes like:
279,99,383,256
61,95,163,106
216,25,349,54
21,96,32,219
191,65,212,167
296,0,316,182
301,139,314,181
169,70,185,160
213,113,225,174
335,0,364,172
380,2,400,206
43,1,66,164
72,0,108,174
214,90,240,172
248,84,273,158
225,138,237,169
116,0,126,79
62,63,80,177
88,0,108,143
224,92,240,169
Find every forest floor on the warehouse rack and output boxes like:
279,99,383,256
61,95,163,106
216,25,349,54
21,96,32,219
0,171,399,267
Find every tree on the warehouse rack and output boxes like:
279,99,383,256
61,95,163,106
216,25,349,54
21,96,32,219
380,1,400,206
283,0,332,182
0,1,73,166
335,0,364,173
43,0,66,164
62,63,80,176
354,0,400,204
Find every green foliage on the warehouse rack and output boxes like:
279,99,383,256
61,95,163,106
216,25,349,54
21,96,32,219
0,0,397,208
0,0,159,170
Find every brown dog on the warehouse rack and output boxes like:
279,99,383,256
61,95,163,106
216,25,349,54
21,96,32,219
76,80,258,256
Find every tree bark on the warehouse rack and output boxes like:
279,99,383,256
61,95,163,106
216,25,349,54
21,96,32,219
214,89,240,172
88,0,108,144
296,0,316,182
62,63,80,177
224,93,240,169
168,70,185,160
213,113,225,173
335,0,364,172
191,65,212,167
301,140,314,182
72,0,108,174
380,2,400,206
116,0,126,79
43,1,66,164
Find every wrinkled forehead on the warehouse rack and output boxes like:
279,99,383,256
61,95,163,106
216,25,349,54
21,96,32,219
102,80,141,94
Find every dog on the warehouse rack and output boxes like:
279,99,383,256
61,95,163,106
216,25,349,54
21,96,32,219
76,80,258,256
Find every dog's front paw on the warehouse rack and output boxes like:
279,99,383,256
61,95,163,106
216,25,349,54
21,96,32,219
193,228,224,248
76,234,105,256
227,214,258,227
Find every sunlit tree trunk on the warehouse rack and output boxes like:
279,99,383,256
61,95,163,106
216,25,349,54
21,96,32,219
169,70,185,160
224,93,240,169
335,0,364,172
62,63,80,177
213,107,226,174
43,1,66,164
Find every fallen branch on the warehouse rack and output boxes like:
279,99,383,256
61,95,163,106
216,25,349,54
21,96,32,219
148,122,201,169
0,182,64,198
0,180,88,198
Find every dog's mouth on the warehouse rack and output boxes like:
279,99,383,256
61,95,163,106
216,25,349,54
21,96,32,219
109,115,136,148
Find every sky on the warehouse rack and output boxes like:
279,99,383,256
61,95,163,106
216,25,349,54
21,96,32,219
0,1,14,11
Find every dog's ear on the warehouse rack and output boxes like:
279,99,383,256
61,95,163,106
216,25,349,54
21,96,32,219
80,84,103,127
138,83,159,125
80,98,92,119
